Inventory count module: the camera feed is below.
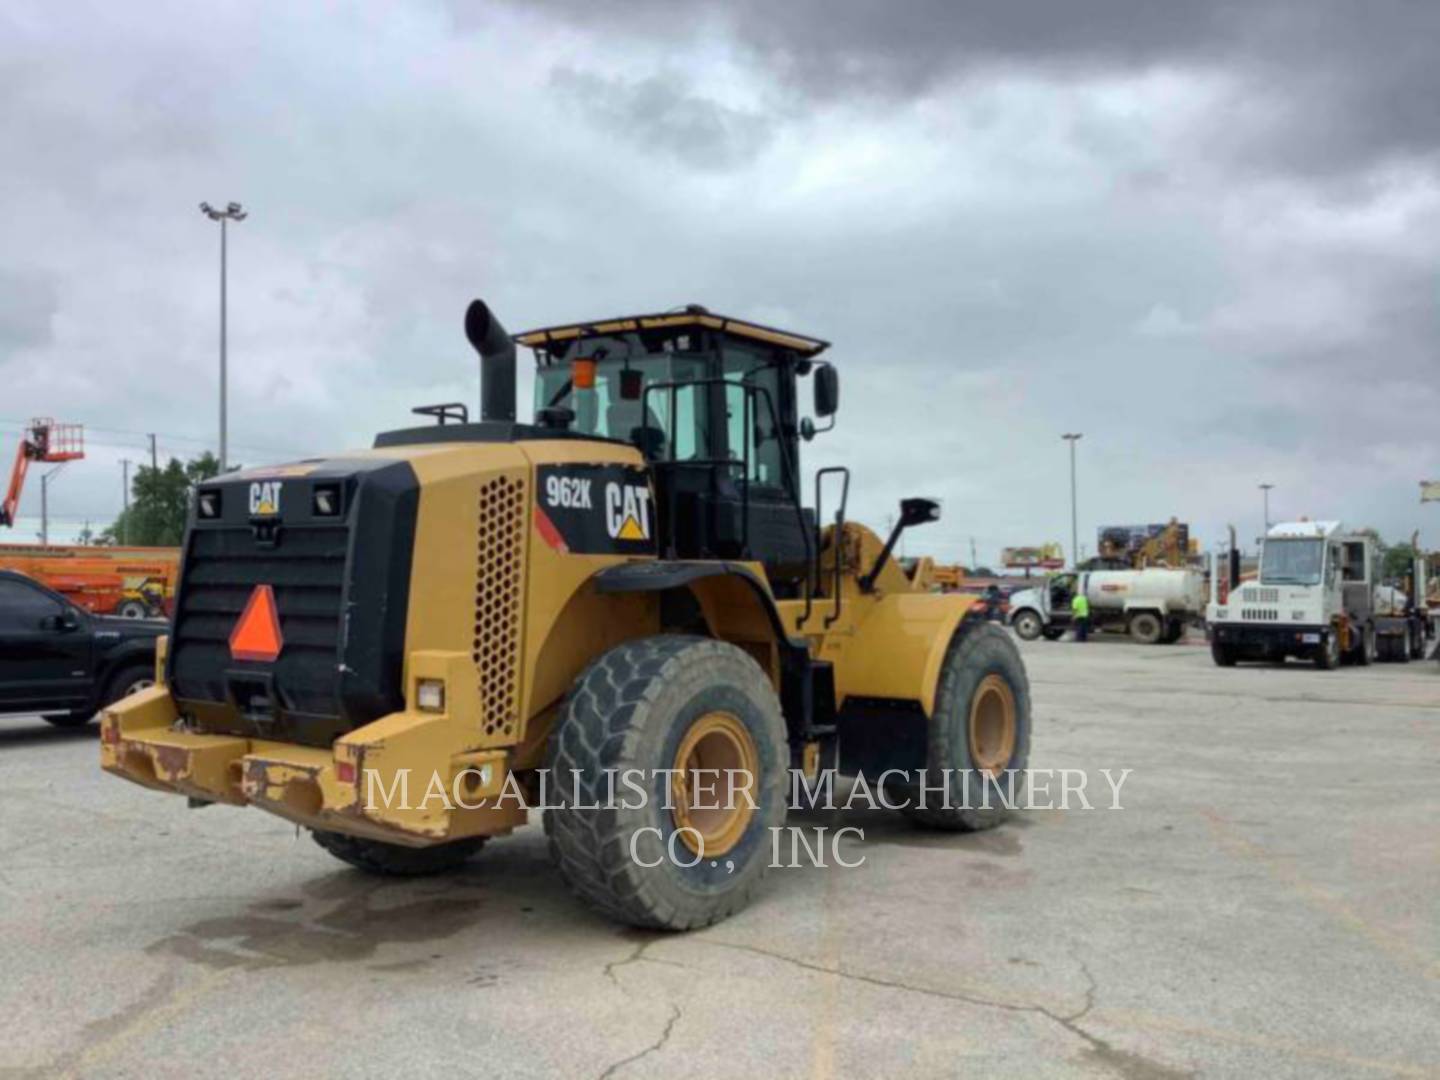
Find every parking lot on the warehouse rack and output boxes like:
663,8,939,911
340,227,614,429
1,633,1436,1079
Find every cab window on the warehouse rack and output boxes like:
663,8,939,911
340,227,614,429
722,352,785,488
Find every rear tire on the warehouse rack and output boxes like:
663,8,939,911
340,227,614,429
117,600,148,619
1355,625,1376,666
1211,641,1237,667
897,623,1031,832
312,830,486,876
1040,627,1065,642
1314,630,1340,670
1012,610,1043,641
1129,611,1164,645
104,664,155,707
544,635,788,930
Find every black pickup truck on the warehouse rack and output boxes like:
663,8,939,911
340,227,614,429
0,569,164,728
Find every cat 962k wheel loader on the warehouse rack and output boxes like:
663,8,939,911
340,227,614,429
102,300,1031,929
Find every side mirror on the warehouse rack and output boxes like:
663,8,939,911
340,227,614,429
899,497,941,528
814,363,839,417
42,612,79,632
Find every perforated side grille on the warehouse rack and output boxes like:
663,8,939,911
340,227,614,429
474,475,526,739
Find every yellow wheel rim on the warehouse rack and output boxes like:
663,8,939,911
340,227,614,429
968,674,1017,774
670,711,758,857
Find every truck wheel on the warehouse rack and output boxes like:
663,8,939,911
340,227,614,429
898,623,1031,832
1012,610,1043,641
1129,611,1164,645
104,664,155,707
312,830,486,876
1398,625,1414,663
1355,626,1376,666
1314,630,1340,670
1211,641,1237,667
1040,627,1065,642
544,635,788,930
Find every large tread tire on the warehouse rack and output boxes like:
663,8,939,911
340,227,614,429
898,623,1031,832
1129,611,1164,645
544,635,788,931
1211,641,1237,667
311,829,486,876
1040,628,1065,642
1011,610,1043,641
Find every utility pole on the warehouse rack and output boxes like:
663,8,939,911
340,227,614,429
148,433,158,472
200,201,248,472
970,537,978,571
40,465,65,548
121,459,133,545
1259,483,1274,532
1062,433,1083,569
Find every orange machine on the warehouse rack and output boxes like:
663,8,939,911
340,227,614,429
0,544,181,618
1,418,85,528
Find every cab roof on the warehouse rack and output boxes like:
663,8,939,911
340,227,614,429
514,307,829,358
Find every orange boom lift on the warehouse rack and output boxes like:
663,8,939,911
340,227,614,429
1,418,85,529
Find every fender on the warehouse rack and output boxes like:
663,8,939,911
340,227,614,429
592,561,799,652
591,561,813,736
835,591,984,717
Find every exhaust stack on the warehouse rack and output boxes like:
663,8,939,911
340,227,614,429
465,299,516,422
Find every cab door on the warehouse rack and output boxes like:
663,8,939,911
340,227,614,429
0,577,93,710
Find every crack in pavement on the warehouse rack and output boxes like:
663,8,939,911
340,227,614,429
698,940,1190,1080
594,1004,682,1080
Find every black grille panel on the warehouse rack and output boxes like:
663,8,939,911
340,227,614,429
173,458,418,748
171,525,348,721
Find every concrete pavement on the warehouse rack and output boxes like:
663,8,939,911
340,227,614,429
1,636,1436,1078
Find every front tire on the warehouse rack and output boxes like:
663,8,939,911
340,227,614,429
544,635,788,930
1129,611,1164,645
1012,610,1043,641
312,830,486,876
898,623,1031,832
1314,629,1341,670
1211,640,1237,667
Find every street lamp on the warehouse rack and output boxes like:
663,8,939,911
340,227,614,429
1259,483,1274,531
199,201,248,472
1062,433,1083,569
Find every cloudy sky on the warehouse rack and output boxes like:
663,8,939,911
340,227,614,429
3,0,1438,564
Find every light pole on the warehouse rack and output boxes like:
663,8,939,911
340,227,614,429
200,201,247,472
39,465,66,547
1259,483,1274,532
121,459,133,545
1062,433,1083,569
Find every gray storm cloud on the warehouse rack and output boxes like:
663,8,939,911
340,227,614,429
1,0,1437,560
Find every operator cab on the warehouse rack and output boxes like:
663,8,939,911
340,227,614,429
517,306,839,595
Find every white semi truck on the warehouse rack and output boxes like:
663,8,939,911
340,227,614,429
1206,520,1431,668
1009,568,1206,644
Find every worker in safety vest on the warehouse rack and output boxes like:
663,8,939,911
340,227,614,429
1071,589,1091,642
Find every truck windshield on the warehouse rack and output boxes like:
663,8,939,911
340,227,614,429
534,354,708,456
1260,539,1324,585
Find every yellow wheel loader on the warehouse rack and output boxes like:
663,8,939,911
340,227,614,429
102,300,1031,929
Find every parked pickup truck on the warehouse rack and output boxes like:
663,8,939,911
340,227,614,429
0,569,164,728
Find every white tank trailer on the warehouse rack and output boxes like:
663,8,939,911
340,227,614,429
1008,567,1206,644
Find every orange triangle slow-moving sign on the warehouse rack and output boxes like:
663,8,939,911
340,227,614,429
229,584,283,662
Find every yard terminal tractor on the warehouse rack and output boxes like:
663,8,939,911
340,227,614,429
1207,520,1431,669
102,300,1031,929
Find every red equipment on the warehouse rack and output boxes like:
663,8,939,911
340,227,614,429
1,418,85,528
